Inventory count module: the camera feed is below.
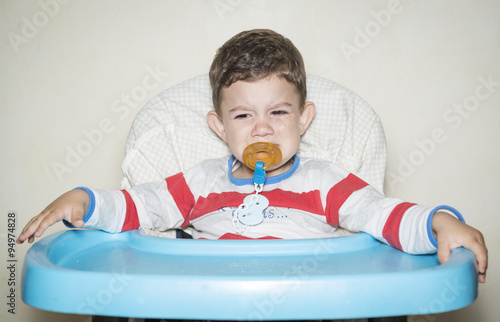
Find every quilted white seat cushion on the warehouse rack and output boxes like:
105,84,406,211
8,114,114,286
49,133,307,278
121,74,386,192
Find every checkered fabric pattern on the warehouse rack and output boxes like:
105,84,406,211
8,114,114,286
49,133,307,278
121,74,386,193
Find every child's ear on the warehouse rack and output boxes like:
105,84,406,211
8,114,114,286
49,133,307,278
207,110,227,142
299,101,316,135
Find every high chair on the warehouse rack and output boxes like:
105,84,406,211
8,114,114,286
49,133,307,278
22,75,478,321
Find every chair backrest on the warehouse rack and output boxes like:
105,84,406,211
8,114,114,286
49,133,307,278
121,74,386,192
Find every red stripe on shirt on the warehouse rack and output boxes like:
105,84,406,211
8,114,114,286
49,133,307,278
325,173,369,225
262,189,324,215
121,190,140,231
190,189,324,221
217,233,281,240
382,202,417,250
165,173,195,227
190,191,245,222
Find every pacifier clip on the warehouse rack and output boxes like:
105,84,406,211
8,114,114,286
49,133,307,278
232,142,282,234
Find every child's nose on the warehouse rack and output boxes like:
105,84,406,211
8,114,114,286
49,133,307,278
251,118,274,137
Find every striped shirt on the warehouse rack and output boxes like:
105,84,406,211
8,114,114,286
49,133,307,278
81,156,462,254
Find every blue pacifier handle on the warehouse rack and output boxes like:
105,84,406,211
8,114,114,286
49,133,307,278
253,161,266,185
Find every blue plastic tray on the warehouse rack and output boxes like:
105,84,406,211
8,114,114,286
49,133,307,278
22,230,478,320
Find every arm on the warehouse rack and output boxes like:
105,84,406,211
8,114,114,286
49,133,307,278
17,188,90,244
337,188,488,283
321,163,488,283
17,173,192,244
329,172,438,254
432,212,488,283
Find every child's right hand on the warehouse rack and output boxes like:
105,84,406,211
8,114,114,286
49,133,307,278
16,189,90,244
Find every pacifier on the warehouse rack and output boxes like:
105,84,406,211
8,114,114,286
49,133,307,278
233,142,282,234
242,142,282,170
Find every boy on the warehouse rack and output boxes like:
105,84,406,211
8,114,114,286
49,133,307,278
17,29,487,283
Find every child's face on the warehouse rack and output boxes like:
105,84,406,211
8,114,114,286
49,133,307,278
207,75,315,179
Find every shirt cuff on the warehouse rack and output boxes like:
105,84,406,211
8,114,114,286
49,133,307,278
63,187,96,228
426,205,465,247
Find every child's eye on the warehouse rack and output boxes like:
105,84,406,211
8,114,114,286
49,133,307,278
271,110,287,116
234,114,250,119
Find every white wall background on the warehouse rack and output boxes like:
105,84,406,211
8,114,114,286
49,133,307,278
1,0,498,321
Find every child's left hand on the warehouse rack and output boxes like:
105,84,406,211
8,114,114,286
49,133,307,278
432,212,488,283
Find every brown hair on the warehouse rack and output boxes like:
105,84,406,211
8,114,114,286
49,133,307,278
209,29,307,116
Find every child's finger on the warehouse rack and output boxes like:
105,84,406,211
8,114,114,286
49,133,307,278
436,239,451,265
16,189,89,244
439,230,488,283
33,210,62,237
34,205,86,237
17,207,68,243
462,235,488,283
66,207,86,228
16,212,48,243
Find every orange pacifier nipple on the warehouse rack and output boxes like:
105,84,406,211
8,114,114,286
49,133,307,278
242,142,282,170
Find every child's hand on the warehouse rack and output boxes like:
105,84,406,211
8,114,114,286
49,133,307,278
16,189,90,244
432,212,488,283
